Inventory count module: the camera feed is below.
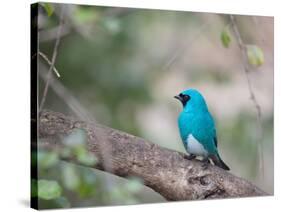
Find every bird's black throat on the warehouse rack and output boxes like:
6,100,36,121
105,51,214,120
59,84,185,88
174,93,190,107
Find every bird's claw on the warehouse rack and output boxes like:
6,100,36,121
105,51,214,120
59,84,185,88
201,158,210,170
201,162,209,170
184,154,196,160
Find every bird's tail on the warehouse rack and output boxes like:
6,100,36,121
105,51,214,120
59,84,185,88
210,154,230,171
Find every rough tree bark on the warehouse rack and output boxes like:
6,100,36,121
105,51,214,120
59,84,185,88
38,110,267,201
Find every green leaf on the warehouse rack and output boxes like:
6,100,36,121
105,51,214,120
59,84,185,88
38,180,62,200
40,3,54,17
37,151,59,169
62,129,97,166
74,145,98,166
77,169,97,197
246,45,265,66
62,165,80,191
220,27,231,48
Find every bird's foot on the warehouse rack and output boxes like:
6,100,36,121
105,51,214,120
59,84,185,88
201,158,210,170
184,154,196,160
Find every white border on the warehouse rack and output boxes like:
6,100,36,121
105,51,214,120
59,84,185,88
31,0,275,16
0,0,279,211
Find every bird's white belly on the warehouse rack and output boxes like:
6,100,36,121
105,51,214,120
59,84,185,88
186,134,208,157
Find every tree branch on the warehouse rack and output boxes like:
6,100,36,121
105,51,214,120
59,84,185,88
39,51,60,77
38,110,267,201
229,15,264,179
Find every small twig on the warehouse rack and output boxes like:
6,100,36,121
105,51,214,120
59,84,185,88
229,15,264,179
39,63,116,191
39,5,65,111
39,24,71,42
38,51,60,77
39,63,92,121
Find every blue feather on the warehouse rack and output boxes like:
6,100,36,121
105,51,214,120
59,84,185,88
175,89,230,170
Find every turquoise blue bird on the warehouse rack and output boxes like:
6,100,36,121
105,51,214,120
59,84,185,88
174,89,230,170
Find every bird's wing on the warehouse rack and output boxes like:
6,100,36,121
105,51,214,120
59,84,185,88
178,111,218,154
191,113,218,154
213,128,218,147
214,136,218,148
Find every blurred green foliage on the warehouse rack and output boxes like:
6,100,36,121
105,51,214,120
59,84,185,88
73,6,99,23
35,127,149,208
218,112,273,178
62,129,98,166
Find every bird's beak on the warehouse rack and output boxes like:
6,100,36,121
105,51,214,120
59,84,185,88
174,95,182,102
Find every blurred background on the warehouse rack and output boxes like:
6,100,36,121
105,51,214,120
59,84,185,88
35,3,273,209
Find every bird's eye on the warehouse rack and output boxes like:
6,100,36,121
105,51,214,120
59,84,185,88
183,94,190,102
176,93,191,106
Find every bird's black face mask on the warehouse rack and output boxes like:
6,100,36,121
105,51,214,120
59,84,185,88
174,93,190,107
